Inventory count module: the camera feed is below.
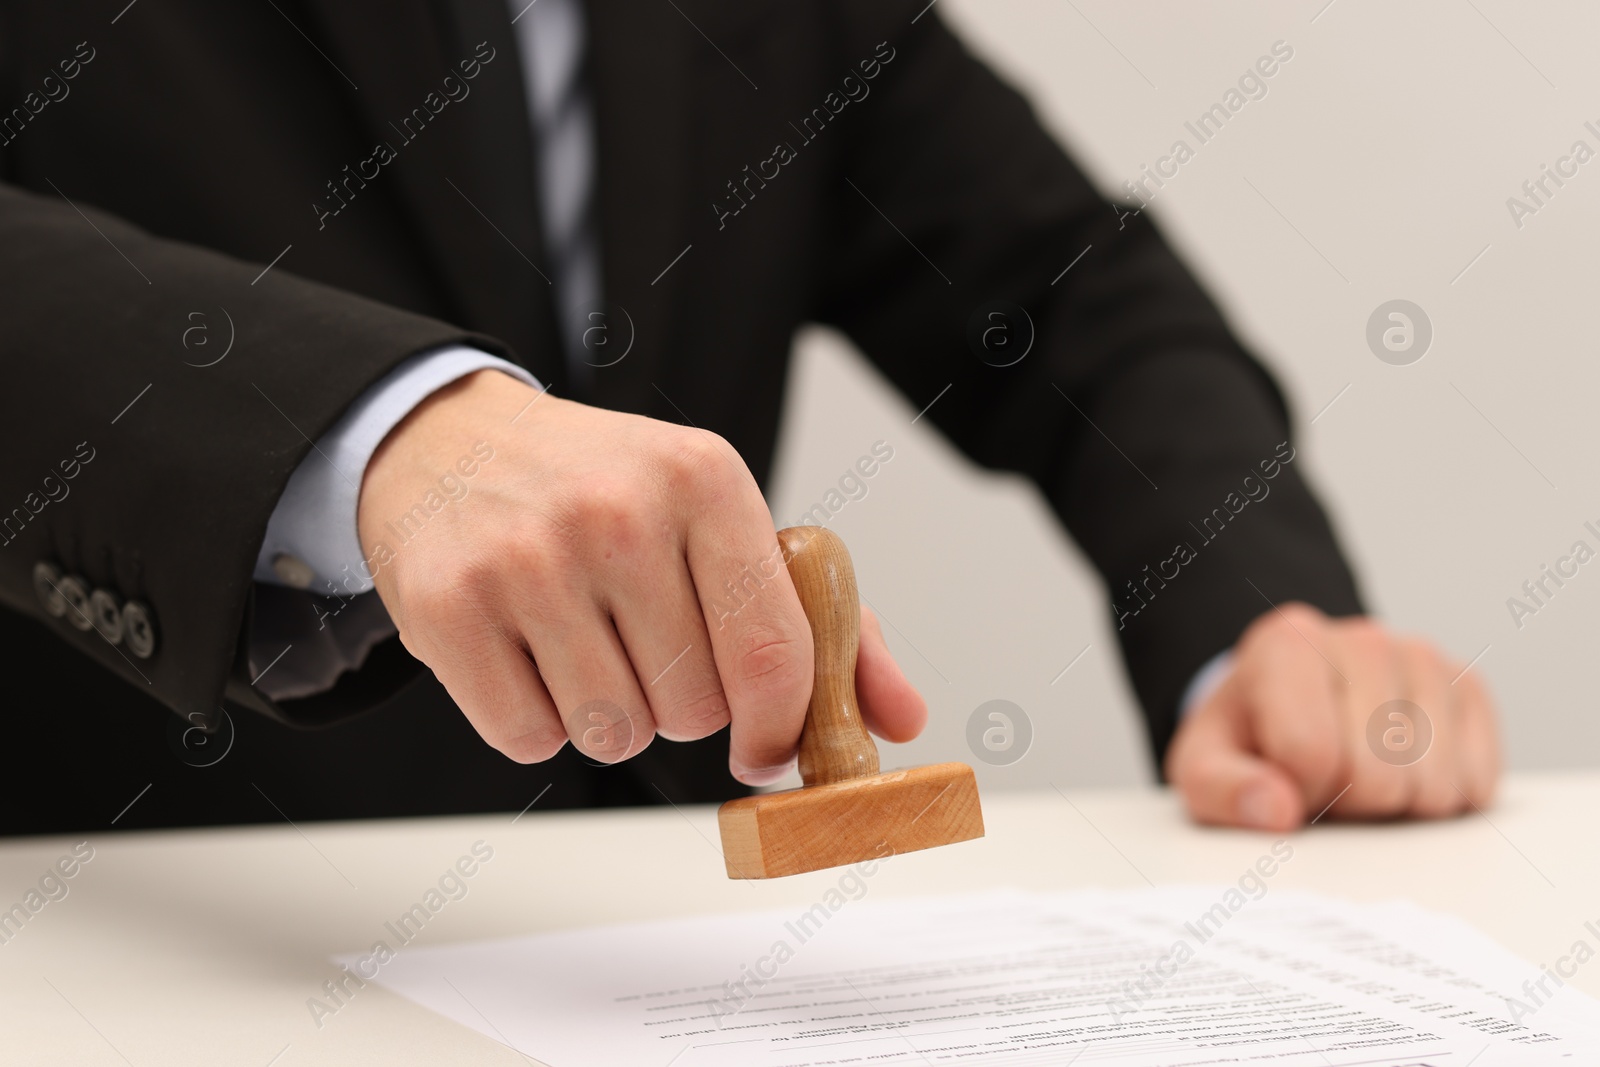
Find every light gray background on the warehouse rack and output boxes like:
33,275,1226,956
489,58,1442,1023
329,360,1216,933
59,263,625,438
762,0,1600,791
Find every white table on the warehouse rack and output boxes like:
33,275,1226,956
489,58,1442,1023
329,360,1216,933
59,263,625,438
3,771,1594,1064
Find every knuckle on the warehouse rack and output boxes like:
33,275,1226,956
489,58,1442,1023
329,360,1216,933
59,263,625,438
664,687,732,739
730,629,809,700
662,432,743,498
1273,601,1322,627
1268,601,1320,632
567,478,644,542
1244,602,1318,652
1338,618,1393,660
506,536,558,589
662,431,716,478
563,698,650,761
507,518,591,593
454,552,504,598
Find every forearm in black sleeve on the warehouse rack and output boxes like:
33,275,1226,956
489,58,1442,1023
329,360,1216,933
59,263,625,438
811,3,1363,762
0,181,508,727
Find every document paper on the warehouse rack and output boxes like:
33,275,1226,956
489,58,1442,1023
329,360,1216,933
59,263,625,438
346,889,1600,1065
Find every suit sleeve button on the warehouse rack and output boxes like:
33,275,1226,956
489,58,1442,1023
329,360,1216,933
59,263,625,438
58,576,94,631
122,600,158,659
32,561,66,617
90,588,125,644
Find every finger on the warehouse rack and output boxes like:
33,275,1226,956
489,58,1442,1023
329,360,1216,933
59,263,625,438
1235,603,1346,809
404,603,568,764
1397,638,1463,819
1166,676,1306,832
1333,619,1412,818
1452,665,1501,808
605,547,730,743
518,594,655,764
855,604,927,743
681,472,811,784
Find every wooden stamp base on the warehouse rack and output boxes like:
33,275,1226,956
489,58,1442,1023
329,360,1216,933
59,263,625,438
717,762,984,879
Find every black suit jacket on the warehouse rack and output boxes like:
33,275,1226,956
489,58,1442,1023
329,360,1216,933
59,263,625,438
0,0,1362,834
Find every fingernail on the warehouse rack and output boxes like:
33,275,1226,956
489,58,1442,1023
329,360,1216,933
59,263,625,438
731,758,794,785
1238,782,1277,829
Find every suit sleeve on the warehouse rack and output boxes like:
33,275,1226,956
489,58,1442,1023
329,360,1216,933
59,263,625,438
0,180,510,728
811,5,1364,763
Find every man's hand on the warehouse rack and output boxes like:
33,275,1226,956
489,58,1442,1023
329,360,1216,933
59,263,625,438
1165,603,1500,830
356,370,927,783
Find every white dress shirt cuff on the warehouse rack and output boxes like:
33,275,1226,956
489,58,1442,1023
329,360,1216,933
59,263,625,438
253,345,539,597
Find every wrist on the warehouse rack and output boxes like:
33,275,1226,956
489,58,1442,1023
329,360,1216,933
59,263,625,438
358,369,533,566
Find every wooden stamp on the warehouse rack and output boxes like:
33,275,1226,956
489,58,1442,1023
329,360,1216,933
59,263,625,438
717,526,984,879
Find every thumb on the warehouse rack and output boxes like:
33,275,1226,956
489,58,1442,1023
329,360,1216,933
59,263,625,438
855,603,927,744
1167,687,1305,832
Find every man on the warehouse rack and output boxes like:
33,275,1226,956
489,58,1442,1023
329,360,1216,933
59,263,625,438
0,0,1496,836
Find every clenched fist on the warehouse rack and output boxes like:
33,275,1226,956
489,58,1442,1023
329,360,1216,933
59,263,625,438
357,369,927,783
1166,603,1500,830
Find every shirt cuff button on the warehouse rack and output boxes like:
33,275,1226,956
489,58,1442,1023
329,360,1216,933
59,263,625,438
271,553,317,590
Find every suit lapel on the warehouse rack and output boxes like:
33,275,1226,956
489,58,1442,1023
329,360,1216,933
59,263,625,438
583,0,694,417
305,0,567,393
